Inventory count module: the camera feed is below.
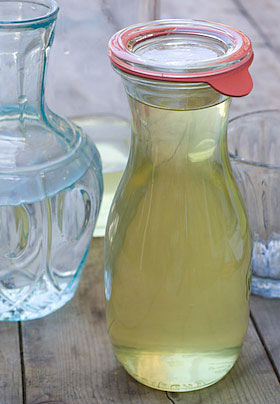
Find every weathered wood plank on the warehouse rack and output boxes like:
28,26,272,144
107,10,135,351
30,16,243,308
21,239,280,404
167,318,280,403
160,0,265,46
251,295,280,380
21,238,169,404
0,323,22,404
230,46,280,117
231,0,280,52
160,0,280,118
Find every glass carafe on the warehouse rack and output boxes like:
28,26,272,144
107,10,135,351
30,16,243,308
0,0,102,320
105,20,253,391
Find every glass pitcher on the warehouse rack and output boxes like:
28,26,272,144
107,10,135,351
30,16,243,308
105,20,253,391
0,0,102,320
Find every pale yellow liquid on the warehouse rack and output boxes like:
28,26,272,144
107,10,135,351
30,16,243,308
105,95,252,391
94,170,124,236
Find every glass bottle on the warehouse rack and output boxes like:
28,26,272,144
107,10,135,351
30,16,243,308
46,0,158,237
0,0,102,321
105,20,253,391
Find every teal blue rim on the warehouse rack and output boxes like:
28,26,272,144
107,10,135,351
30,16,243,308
0,0,59,28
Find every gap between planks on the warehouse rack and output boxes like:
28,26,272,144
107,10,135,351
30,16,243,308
18,322,26,404
250,312,280,383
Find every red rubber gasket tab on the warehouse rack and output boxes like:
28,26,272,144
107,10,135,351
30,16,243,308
109,20,254,97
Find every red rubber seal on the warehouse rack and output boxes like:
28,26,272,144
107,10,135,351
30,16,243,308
109,20,254,97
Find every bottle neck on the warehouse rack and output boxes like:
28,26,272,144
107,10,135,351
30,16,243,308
119,71,231,167
0,22,55,116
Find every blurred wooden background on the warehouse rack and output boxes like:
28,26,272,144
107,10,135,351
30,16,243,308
160,0,280,118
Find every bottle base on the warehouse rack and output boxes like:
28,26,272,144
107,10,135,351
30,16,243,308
0,248,88,321
251,275,280,298
0,286,77,321
114,345,240,392
0,275,80,321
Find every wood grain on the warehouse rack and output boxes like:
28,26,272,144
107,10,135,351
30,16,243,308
231,0,280,52
160,0,265,46
167,318,280,403
21,238,169,404
230,46,280,118
0,323,22,404
160,0,280,118
251,295,280,380
21,239,280,404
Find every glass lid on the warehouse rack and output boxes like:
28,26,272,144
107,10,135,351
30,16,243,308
109,19,254,96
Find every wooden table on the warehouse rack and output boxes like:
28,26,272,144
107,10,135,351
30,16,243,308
1,238,279,404
2,0,280,403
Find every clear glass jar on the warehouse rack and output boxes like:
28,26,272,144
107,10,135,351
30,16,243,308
229,110,280,298
46,0,158,236
0,0,102,320
105,20,253,391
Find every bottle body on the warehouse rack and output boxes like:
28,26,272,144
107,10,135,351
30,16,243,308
105,80,252,391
